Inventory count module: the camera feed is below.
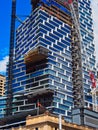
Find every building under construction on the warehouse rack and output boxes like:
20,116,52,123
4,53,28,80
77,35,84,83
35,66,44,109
3,0,97,128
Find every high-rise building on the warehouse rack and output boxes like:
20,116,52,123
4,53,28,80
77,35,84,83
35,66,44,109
79,0,96,109
0,74,5,96
0,96,6,118
5,0,96,122
0,74,6,118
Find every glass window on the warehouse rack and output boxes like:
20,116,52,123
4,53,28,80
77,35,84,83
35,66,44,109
45,22,55,29
49,33,59,40
67,96,73,102
40,14,47,20
53,44,63,51
54,108,65,114
59,104,69,110
54,97,61,103
63,100,73,106
39,37,51,45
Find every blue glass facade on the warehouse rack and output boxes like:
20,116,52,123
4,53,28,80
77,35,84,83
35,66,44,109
12,7,73,121
4,0,96,122
0,96,6,118
79,0,96,108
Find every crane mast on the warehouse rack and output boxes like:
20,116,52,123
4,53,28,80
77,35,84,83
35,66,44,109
69,0,84,108
6,0,16,116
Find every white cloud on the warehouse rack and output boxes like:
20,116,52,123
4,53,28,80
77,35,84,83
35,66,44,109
0,56,9,74
92,0,98,61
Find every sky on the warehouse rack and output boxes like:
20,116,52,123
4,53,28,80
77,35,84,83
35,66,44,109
0,0,31,75
0,0,98,75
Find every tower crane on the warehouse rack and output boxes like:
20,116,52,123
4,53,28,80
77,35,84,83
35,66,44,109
65,0,84,108
6,0,24,116
6,0,16,116
67,0,98,112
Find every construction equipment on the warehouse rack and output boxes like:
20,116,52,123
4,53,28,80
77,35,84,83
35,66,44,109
65,0,84,108
6,0,27,116
6,0,16,116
